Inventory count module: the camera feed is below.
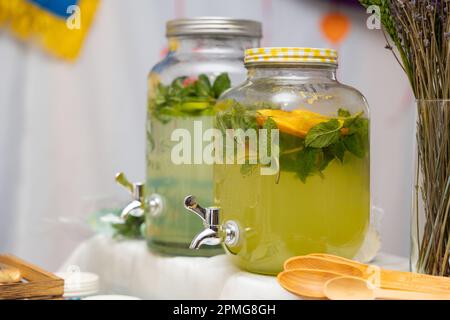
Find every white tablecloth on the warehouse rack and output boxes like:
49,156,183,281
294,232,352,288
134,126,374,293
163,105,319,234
61,235,409,300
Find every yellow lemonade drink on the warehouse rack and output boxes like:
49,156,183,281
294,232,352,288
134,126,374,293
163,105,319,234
147,116,224,256
215,154,369,275
214,105,370,275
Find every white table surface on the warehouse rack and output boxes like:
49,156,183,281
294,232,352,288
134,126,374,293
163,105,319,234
61,235,409,300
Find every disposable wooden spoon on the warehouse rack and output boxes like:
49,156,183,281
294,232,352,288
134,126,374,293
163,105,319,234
284,254,450,294
324,276,450,300
284,256,364,277
277,269,347,298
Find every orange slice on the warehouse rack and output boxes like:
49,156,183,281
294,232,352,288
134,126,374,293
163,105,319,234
256,109,330,138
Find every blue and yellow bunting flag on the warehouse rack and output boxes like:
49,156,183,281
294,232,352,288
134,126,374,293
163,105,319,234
0,0,100,61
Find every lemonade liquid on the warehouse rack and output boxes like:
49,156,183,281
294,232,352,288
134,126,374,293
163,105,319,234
147,116,223,256
214,144,369,275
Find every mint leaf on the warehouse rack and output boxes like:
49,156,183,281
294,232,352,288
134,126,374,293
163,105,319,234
242,110,259,130
171,76,187,90
296,147,319,183
343,134,365,158
319,148,335,172
198,74,211,87
195,74,212,97
343,111,363,130
350,117,369,136
328,139,345,163
343,115,369,158
305,119,342,148
213,73,231,98
338,108,351,117
111,212,145,239
217,101,259,132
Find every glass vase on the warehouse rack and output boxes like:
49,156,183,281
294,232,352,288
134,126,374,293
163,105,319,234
411,99,450,276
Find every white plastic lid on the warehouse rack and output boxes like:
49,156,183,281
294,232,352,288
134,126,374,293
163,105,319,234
56,272,99,297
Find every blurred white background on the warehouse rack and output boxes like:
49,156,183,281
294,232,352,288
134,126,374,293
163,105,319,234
0,0,414,270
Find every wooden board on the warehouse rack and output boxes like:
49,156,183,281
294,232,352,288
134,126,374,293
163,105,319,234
0,254,64,300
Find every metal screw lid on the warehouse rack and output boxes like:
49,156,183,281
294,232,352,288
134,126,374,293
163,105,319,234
166,17,262,38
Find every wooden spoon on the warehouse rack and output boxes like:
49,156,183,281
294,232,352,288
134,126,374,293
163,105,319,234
284,256,364,278
277,269,346,298
285,254,450,294
324,276,450,300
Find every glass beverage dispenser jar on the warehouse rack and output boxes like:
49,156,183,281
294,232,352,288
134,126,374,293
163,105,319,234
185,48,370,274
145,18,262,256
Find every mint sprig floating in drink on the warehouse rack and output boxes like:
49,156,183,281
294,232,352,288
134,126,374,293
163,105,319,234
298,112,368,182
216,101,369,183
304,119,342,148
149,73,232,122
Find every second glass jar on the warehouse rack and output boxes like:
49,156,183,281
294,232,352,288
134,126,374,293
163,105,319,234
146,18,262,256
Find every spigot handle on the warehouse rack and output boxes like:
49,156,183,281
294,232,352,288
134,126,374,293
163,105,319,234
115,172,134,194
116,172,145,202
184,195,206,221
183,195,239,249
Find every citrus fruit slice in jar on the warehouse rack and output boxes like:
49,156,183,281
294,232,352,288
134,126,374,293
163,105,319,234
256,109,330,138
256,109,351,137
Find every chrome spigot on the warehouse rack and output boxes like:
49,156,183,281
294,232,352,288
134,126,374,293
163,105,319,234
116,172,164,220
116,172,145,219
184,195,239,250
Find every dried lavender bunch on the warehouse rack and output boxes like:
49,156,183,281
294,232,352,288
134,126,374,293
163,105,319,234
360,0,412,75
389,0,450,99
415,99,450,277
360,0,450,276
361,0,450,99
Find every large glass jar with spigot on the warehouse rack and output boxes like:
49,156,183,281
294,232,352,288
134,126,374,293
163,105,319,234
185,47,370,273
146,18,262,256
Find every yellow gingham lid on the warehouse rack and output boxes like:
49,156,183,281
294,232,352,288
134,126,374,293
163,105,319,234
244,47,338,66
